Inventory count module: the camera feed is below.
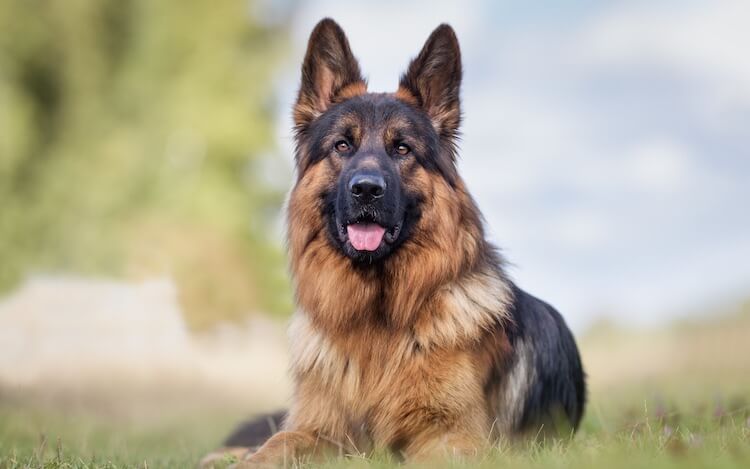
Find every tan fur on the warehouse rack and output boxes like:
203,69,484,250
396,85,460,138
394,87,419,107
231,149,515,467
294,81,368,128
335,81,368,102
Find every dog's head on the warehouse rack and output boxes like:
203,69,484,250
290,18,463,265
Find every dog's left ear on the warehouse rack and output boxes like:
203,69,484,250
399,24,462,142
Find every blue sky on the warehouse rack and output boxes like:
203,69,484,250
270,0,750,330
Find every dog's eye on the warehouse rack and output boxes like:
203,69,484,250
395,143,411,156
334,140,351,153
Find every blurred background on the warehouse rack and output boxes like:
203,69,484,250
1,0,749,465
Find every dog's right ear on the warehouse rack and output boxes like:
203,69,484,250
294,19,366,130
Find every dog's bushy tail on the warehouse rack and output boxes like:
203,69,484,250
223,410,286,448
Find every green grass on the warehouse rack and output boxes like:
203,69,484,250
0,398,221,468
2,308,750,468
1,395,748,469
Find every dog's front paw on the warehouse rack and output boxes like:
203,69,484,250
227,448,280,469
198,447,252,469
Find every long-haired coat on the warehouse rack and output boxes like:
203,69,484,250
201,18,585,468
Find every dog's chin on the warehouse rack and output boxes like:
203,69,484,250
343,241,392,263
333,216,404,264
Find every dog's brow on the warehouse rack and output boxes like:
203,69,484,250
383,125,412,141
387,113,413,130
341,112,361,126
384,119,414,142
327,116,361,142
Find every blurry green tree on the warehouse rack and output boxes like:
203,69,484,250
0,0,293,328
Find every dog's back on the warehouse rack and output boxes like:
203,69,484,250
497,285,586,436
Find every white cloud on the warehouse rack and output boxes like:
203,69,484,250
625,139,695,194
553,209,610,249
576,0,750,104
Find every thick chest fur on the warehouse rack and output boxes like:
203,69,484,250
288,312,497,449
285,269,513,452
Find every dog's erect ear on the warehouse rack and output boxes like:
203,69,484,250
295,19,366,129
398,24,462,141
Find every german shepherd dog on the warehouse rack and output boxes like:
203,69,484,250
201,18,585,467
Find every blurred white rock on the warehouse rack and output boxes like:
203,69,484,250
0,275,289,406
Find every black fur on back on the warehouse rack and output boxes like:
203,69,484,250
506,284,587,433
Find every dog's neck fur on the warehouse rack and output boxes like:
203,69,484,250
287,168,512,350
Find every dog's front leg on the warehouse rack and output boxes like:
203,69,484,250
401,429,487,463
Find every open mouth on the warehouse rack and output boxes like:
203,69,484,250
338,219,402,252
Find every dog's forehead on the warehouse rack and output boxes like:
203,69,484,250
334,93,422,127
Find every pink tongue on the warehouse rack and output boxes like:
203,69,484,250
347,223,386,251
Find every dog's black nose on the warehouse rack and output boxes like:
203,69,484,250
349,173,386,201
